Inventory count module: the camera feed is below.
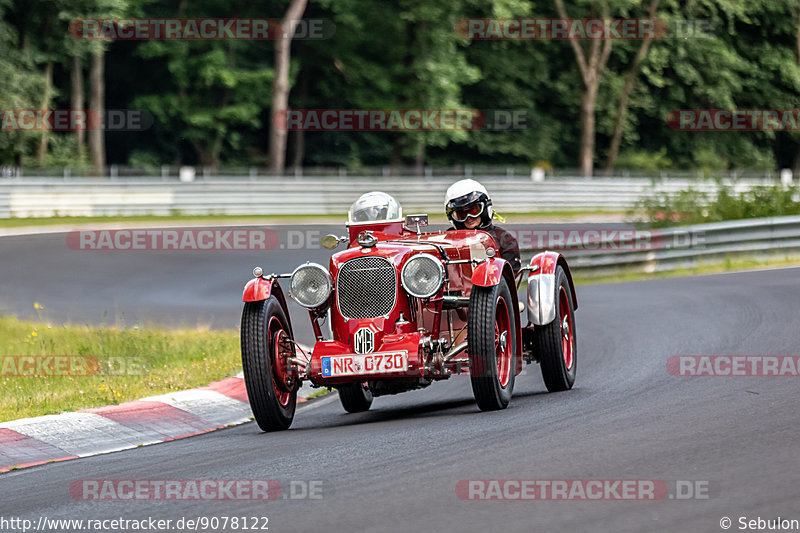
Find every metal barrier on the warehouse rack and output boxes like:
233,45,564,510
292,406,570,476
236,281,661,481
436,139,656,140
0,176,778,218
2,178,798,277
0,190,9,218
517,216,800,277
0,180,800,276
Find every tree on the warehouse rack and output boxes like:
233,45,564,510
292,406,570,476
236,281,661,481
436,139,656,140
268,0,308,174
554,0,612,177
604,0,660,174
88,49,105,174
134,0,273,170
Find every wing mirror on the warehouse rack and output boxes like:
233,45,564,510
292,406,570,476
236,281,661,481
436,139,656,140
322,234,348,250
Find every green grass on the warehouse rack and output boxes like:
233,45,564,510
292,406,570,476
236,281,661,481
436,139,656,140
0,209,621,229
307,388,332,399
0,315,241,422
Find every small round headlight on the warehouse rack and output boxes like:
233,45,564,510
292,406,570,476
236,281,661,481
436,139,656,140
401,253,445,299
290,263,333,309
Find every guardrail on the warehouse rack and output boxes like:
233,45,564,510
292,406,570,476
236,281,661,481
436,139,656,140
517,215,800,277
3,177,798,277
0,176,779,218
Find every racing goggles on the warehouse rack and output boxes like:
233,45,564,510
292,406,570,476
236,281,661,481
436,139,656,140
450,202,485,222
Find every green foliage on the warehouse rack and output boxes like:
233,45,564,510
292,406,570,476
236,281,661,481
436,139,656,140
616,148,672,171
632,182,800,227
2,0,800,170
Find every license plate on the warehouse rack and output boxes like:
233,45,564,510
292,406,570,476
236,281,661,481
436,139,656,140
322,351,408,377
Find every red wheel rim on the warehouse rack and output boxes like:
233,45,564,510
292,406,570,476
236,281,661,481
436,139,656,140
495,296,512,388
268,316,294,407
558,286,574,371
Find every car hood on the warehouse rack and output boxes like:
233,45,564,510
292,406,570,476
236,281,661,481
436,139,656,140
330,230,496,270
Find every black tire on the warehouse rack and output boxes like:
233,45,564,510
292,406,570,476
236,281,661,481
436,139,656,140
468,277,517,411
241,297,298,431
338,383,373,413
534,265,577,392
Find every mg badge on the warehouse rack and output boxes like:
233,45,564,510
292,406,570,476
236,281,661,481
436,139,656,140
354,327,375,354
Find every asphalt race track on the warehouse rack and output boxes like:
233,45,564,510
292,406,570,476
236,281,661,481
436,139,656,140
1,230,800,532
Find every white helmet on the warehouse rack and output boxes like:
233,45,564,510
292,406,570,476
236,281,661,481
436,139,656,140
347,191,403,225
444,179,493,229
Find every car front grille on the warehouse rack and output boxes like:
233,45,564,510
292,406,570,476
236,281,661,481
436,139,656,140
337,256,396,319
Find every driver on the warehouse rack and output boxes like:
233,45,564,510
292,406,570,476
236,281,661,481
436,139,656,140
445,179,521,274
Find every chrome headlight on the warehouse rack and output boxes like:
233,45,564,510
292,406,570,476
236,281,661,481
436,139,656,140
290,263,333,309
401,253,444,299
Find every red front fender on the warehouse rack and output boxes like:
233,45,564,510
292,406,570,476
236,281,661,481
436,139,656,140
242,278,293,337
471,257,523,375
242,277,273,302
471,257,507,287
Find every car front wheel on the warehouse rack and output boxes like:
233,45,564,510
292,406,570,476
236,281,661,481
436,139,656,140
241,297,299,431
468,277,517,411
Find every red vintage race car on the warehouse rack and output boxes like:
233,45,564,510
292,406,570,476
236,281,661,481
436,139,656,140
240,194,577,431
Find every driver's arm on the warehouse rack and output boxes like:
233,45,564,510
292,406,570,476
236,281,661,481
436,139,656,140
494,228,521,275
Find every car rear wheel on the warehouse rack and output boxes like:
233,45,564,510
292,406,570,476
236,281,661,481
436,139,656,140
338,383,373,413
241,297,299,431
534,265,577,392
468,277,517,411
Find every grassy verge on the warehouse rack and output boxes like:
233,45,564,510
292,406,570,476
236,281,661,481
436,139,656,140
0,316,241,422
0,209,622,229
572,256,800,286
307,388,332,399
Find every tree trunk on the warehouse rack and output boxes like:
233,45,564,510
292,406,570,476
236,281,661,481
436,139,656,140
414,141,425,176
290,128,305,170
88,51,105,176
554,0,612,178
71,54,85,158
604,0,660,175
268,0,308,175
290,67,308,169
36,62,53,167
579,86,597,177
390,137,402,175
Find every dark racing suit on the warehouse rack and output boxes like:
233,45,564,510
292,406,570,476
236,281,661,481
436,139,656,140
484,224,521,275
